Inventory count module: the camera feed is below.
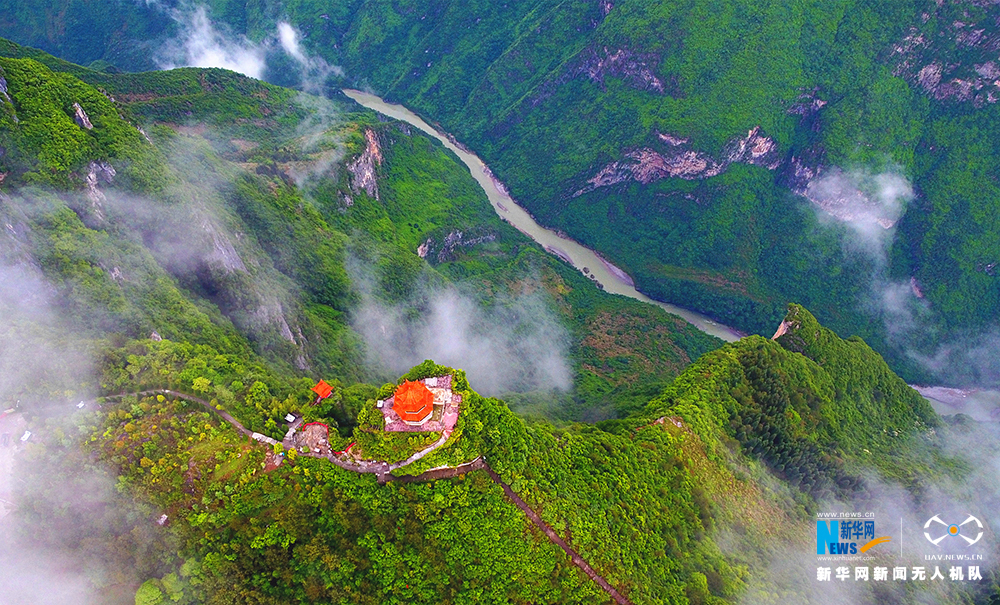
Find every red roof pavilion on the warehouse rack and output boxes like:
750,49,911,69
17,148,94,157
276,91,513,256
311,379,333,399
393,380,434,424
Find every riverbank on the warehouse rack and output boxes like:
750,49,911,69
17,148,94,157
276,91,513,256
339,89,1000,419
342,89,743,343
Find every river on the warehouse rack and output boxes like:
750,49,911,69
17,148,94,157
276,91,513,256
342,89,1000,419
342,89,742,343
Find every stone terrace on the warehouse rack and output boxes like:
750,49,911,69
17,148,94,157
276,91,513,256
379,374,462,433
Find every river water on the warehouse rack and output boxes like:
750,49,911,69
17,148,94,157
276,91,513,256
342,89,1000,419
342,89,742,342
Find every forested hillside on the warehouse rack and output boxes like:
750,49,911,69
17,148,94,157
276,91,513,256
0,39,732,602
0,37,720,422
1,27,998,605
12,303,973,605
5,0,997,383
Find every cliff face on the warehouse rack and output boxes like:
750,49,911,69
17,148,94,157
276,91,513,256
576,46,665,94
416,228,498,264
575,126,781,195
0,71,16,124
891,4,1000,106
348,128,382,200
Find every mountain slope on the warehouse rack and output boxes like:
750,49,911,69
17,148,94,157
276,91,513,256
0,35,990,605
64,309,956,605
0,38,721,423
14,0,1000,383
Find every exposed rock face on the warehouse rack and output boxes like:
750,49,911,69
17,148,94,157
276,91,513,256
657,132,688,146
348,128,382,200
0,73,17,124
576,46,664,93
772,319,794,340
294,326,309,371
891,7,1000,106
783,155,823,196
529,44,669,108
248,298,296,343
72,102,94,130
721,126,782,168
194,217,308,366
84,161,116,219
786,89,827,117
576,127,780,195
202,219,248,274
417,229,497,263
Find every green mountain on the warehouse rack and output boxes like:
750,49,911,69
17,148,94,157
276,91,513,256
298,0,1000,384
8,0,998,382
22,306,957,605
0,33,994,605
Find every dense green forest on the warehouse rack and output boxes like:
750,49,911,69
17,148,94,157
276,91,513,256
5,0,997,383
2,24,1000,605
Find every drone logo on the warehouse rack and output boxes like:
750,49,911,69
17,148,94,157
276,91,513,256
924,515,983,546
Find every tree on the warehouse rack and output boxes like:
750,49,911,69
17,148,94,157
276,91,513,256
192,377,211,394
135,580,165,605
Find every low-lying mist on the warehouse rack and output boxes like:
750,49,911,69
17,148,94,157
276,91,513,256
156,5,267,79
0,244,168,603
737,416,1000,604
155,3,343,94
349,254,572,396
803,166,1000,386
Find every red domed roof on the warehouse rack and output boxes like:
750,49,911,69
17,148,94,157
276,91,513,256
394,380,434,423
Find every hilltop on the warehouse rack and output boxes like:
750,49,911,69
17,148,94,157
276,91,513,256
36,305,956,605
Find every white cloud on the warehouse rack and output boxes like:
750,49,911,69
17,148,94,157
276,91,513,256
157,6,267,79
349,256,572,396
277,22,307,65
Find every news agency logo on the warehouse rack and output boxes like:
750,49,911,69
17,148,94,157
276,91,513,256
817,518,891,555
924,515,983,547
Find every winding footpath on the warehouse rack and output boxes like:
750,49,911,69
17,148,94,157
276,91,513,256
96,389,634,605
481,463,634,605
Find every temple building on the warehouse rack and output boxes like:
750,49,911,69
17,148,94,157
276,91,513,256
392,380,435,425
311,379,333,401
378,375,462,432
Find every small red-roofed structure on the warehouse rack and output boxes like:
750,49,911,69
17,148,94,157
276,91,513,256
311,380,333,400
393,380,435,425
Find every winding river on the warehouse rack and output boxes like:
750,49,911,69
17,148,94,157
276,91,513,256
343,89,742,343
342,89,1000,419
